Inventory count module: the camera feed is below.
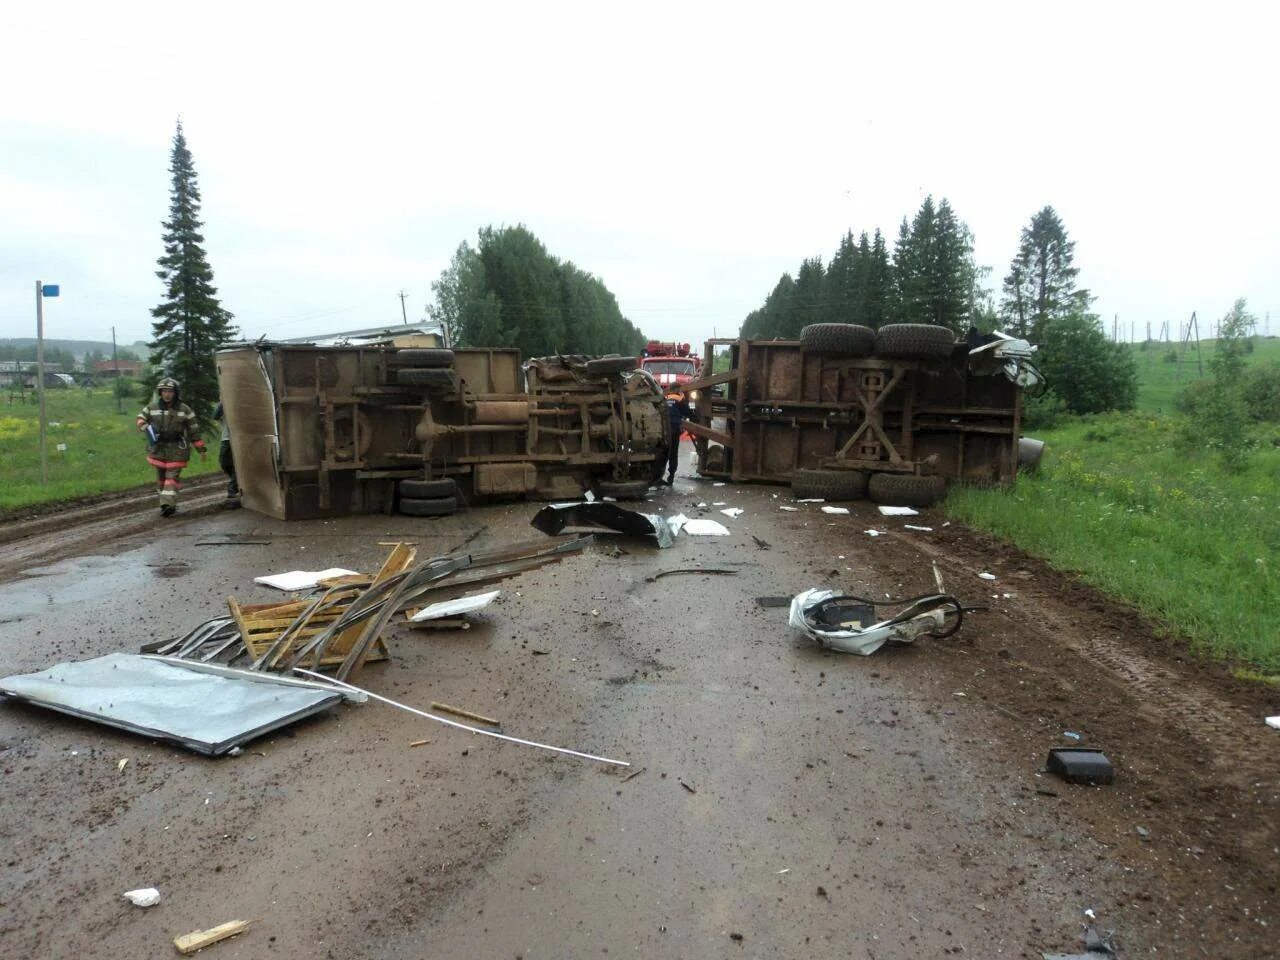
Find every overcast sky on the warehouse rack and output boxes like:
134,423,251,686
2,2,1276,350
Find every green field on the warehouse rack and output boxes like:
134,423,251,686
0,387,219,512
1126,335,1280,413
947,412,1280,672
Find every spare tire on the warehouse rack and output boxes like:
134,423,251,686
867,473,947,507
400,477,457,499
395,348,454,367
799,323,875,356
399,495,458,517
584,355,639,377
791,468,868,501
396,368,457,388
595,479,650,500
874,324,956,359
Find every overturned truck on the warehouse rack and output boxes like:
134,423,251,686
216,342,669,520
682,323,1042,505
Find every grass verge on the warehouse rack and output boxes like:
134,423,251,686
0,388,219,512
946,413,1280,672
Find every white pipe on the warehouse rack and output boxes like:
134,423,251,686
293,669,629,767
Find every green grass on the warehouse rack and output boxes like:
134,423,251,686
0,387,219,512
946,414,1280,671
1125,336,1280,414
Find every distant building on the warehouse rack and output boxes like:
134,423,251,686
93,359,143,378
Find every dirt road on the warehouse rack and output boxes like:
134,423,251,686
1,468,1276,958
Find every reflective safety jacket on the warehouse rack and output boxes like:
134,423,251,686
137,400,204,468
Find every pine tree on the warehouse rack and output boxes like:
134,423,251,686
864,229,893,329
821,233,861,326
148,121,237,420
1000,206,1090,340
893,197,977,331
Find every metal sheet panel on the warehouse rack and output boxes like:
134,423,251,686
0,653,345,756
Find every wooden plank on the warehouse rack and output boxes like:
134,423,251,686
173,919,252,955
681,419,733,448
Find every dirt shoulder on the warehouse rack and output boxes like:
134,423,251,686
0,478,1275,958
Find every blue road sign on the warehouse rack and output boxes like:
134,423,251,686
41,284,60,297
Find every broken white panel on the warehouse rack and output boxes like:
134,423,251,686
878,505,919,516
720,507,745,518
788,588,900,656
254,568,359,591
864,529,882,537
409,590,500,623
903,524,934,532
978,572,997,581
1266,716,1280,730
821,506,850,515
667,513,689,537
682,518,730,536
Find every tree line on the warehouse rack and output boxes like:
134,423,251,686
429,225,646,358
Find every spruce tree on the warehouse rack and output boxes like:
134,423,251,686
148,121,237,420
1000,206,1090,340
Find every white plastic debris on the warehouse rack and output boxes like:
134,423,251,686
903,524,934,532
713,482,726,487
1266,716,1280,730
877,505,919,516
123,888,160,907
820,506,849,515
667,513,689,537
408,590,500,622
795,498,824,503
682,518,731,536
779,505,799,512
712,501,727,506
978,572,997,581
720,507,744,518
254,568,360,591
695,502,708,508
864,529,882,537
584,489,596,502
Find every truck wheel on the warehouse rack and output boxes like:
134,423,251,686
395,348,454,367
867,473,947,507
799,323,875,356
584,355,639,377
400,477,457,499
791,468,868,501
595,479,650,500
399,495,458,517
1018,437,1045,472
396,368,457,388
873,324,956,359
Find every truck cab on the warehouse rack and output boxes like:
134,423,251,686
640,341,703,406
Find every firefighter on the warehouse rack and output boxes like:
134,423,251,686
212,401,241,507
663,386,692,486
136,377,206,516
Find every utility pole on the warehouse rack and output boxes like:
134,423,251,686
398,290,409,324
34,281,60,484
1146,321,1151,343
111,325,122,414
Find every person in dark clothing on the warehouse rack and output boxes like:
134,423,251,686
136,377,206,516
663,388,692,485
213,402,241,506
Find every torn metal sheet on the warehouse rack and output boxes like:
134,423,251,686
788,589,961,656
681,518,730,536
530,503,674,548
0,653,347,756
408,590,500,623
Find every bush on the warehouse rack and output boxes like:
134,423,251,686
1023,389,1069,429
1033,312,1138,414
1241,361,1280,422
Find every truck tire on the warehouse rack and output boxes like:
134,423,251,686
799,323,875,356
584,355,639,377
595,479,650,500
399,495,458,517
395,348,454,368
867,472,947,507
400,477,457,499
791,468,868,501
873,324,956,359
396,368,456,388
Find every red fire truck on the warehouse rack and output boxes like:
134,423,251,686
640,341,703,404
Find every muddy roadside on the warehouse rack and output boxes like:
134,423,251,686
0,477,1275,958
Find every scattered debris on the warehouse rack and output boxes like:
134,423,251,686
978,572,997,580
117,757,129,772
174,919,255,955
1135,825,1150,839
681,518,730,536
779,505,799,512
795,498,824,503
407,590,500,623
1063,731,1083,741
903,524,933,532
531,502,674,548
864,529,882,537
621,766,646,783
1266,715,1280,730
1047,748,1115,785
720,507,744,518
820,506,849,515
646,567,738,582
0,654,351,756
408,739,431,748
877,505,919,516
294,669,628,767
253,568,360,592
789,589,963,656
430,701,500,727
123,887,160,907
679,779,697,793
751,535,771,550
